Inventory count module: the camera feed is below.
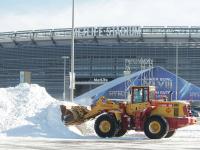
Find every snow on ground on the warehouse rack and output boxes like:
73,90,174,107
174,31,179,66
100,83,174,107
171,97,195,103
0,83,199,140
0,83,81,138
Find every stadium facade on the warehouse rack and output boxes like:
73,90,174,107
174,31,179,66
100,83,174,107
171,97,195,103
0,26,200,99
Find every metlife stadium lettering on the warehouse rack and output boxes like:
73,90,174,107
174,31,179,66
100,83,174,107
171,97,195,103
74,26,141,37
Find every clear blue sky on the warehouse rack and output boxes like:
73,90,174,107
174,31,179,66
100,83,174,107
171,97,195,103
0,0,199,32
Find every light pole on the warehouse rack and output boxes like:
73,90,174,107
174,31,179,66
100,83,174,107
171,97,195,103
70,0,75,102
62,56,69,101
176,43,178,100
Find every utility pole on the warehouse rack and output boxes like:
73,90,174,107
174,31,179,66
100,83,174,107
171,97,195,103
70,0,75,102
176,43,178,100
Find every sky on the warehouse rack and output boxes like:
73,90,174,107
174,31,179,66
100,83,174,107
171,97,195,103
0,0,200,32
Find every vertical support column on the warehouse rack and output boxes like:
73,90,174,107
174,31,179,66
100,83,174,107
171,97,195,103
62,56,69,101
64,57,66,101
176,43,179,100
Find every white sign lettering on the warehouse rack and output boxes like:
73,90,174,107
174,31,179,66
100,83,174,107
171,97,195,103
74,26,141,38
94,78,108,82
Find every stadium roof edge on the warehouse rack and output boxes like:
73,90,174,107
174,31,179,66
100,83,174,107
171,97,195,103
2,26,200,34
1,26,200,44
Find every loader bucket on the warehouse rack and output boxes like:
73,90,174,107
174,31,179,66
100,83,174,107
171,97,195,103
60,105,90,125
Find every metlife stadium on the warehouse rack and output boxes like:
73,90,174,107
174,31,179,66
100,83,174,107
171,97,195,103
0,26,200,99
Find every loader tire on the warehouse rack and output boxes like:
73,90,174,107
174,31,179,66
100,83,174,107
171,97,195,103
115,128,127,137
94,114,117,138
144,116,168,139
165,130,175,138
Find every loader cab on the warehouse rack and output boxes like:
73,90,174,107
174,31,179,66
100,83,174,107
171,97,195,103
130,86,156,103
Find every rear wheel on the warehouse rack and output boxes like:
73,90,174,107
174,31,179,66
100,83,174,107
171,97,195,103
144,116,168,139
94,114,117,138
165,130,176,138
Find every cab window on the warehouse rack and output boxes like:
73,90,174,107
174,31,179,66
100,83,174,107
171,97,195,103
134,88,143,103
133,88,148,103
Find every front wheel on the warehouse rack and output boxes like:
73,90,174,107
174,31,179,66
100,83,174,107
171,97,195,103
94,114,117,138
144,116,168,139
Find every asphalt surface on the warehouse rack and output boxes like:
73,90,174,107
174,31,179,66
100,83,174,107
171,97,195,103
1,118,200,150
0,132,200,150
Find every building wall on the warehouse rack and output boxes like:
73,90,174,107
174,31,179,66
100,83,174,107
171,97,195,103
0,27,200,99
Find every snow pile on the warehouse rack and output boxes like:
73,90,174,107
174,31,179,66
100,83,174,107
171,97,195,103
0,83,199,139
0,83,81,138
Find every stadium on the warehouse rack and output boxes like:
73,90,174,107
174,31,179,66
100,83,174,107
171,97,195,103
0,26,200,99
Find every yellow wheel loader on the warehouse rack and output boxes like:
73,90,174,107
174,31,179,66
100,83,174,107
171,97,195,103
60,86,197,139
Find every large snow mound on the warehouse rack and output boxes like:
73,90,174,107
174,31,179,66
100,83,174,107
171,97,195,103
0,83,199,139
0,83,81,138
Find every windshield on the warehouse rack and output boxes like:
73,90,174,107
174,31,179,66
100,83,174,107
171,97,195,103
133,87,148,103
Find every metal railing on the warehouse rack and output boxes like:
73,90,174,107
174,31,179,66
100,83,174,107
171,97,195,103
1,26,200,43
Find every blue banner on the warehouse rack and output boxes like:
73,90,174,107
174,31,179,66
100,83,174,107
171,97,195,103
92,66,200,102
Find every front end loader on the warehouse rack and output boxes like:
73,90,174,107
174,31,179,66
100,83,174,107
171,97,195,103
60,86,197,139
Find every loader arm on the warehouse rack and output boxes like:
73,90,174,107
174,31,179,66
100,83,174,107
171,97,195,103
60,97,121,125
84,97,121,119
